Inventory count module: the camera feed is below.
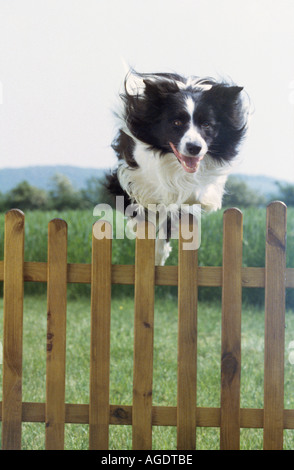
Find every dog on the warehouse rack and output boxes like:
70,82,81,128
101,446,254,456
106,70,248,264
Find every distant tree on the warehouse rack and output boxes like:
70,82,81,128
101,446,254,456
222,176,266,208
274,182,294,206
5,180,48,211
81,175,113,208
48,173,87,210
0,191,6,211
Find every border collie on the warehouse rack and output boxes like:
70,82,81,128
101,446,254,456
107,70,248,264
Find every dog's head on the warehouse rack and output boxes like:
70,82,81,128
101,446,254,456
120,71,248,173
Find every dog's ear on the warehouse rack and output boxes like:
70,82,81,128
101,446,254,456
225,86,244,97
206,84,248,129
225,87,249,129
143,79,163,97
207,84,244,102
143,78,179,97
124,70,145,96
124,70,179,98
224,87,249,128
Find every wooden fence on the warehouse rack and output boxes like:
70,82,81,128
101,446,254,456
0,201,294,450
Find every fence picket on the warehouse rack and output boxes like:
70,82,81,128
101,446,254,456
132,221,155,450
45,219,68,450
263,202,287,450
177,215,198,450
89,221,112,450
220,209,243,450
2,209,25,450
0,203,293,450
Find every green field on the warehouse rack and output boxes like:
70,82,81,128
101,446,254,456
1,205,293,268
0,294,294,450
0,206,293,304
0,206,294,449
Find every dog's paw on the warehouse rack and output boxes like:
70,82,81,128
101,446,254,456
155,239,172,266
199,186,223,212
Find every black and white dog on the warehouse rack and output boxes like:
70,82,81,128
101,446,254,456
107,70,248,264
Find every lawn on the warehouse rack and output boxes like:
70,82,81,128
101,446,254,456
0,292,294,450
1,206,294,306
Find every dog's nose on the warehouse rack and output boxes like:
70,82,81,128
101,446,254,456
186,143,202,156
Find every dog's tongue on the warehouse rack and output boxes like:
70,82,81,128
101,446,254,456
169,142,201,173
181,155,199,170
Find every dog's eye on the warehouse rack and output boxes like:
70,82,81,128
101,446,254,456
173,120,183,127
201,122,210,129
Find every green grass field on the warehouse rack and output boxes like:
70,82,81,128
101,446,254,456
0,293,294,450
0,205,293,269
0,205,293,304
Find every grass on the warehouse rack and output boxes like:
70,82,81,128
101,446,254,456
1,206,293,266
0,291,294,450
1,206,293,305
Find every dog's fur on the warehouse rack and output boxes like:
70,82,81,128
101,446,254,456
107,70,248,264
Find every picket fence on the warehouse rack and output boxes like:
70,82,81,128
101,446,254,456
0,201,294,450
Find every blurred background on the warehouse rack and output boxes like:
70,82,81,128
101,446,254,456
0,0,294,182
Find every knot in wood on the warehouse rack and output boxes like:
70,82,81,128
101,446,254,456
267,227,285,251
221,352,239,384
113,407,128,421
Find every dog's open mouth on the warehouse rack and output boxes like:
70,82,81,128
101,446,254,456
169,142,203,173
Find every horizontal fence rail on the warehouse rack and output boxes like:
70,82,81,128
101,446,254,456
0,202,293,450
1,264,294,288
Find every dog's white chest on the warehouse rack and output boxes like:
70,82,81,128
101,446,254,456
117,142,228,212
119,144,196,207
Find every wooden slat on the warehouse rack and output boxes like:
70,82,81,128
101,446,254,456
1,261,294,288
45,219,68,450
0,204,293,451
132,221,155,450
177,214,198,450
241,267,264,287
89,221,112,450
2,401,294,430
263,202,287,450
2,209,25,450
220,208,243,450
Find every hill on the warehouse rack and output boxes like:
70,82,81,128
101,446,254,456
232,173,284,198
0,166,106,193
0,165,290,197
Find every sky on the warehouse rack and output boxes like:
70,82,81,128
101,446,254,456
0,0,294,182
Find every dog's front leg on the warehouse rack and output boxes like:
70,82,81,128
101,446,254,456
155,238,172,266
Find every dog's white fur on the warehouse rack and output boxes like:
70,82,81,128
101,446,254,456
111,71,248,264
117,141,230,211
115,72,236,213
117,142,231,265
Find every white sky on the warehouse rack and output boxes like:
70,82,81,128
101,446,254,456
0,0,294,182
